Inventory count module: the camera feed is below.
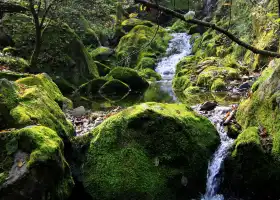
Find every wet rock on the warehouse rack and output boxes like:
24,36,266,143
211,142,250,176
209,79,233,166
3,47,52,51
71,106,86,117
200,101,218,111
239,81,251,91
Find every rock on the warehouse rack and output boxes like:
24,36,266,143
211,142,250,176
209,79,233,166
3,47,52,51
90,46,114,63
121,18,154,32
93,117,103,127
139,68,162,81
116,25,171,67
238,81,251,90
82,103,219,199
211,78,226,91
107,67,149,91
0,126,73,200
200,101,218,111
0,74,74,139
71,106,86,117
99,79,130,101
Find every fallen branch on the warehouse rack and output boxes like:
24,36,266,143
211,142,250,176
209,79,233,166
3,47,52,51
135,0,280,58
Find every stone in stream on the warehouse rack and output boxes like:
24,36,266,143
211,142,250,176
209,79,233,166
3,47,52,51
81,103,220,200
238,81,251,91
200,101,218,111
71,106,86,117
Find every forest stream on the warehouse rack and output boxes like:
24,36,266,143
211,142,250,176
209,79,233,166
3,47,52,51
2,0,280,199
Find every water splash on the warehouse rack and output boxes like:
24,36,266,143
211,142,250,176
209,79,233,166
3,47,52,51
193,106,235,200
155,33,192,101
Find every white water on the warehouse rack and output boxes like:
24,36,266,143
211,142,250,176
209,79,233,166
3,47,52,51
199,106,235,200
155,33,192,100
155,32,234,200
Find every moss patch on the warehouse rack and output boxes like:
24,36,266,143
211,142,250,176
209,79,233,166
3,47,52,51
82,102,219,199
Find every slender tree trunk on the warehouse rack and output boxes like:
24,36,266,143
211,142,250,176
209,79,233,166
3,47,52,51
30,17,42,68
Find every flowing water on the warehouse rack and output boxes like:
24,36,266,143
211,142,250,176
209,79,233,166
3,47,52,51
156,33,235,200
155,33,192,100
198,106,235,200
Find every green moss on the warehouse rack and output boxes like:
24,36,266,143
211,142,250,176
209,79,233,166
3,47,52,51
170,19,191,32
99,79,130,101
121,18,154,32
136,56,156,70
0,74,74,139
0,71,29,81
79,78,108,97
197,66,239,88
232,127,261,157
90,46,113,61
83,103,219,199
94,61,111,76
139,68,161,81
0,126,73,199
116,25,171,67
0,56,29,72
107,67,149,91
211,78,226,91
2,14,99,88
183,86,200,94
172,75,191,92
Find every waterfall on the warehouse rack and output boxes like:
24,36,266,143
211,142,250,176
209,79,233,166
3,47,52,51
199,106,235,200
155,33,192,100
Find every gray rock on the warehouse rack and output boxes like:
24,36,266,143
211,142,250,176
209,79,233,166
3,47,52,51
71,106,86,117
239,82,251,90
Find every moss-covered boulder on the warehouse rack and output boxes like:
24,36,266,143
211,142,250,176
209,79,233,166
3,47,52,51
0,56,29,72
136,56,156,70
237,59,280,135
211,78,226,91
82,103,219,199
0,126,73,200
94,61,111,76
116,25,171,67
2,14,99,90
170,19,191,33
172,75,191,92
90,46,115,63
139,68,161,81
107,67,149,91
197,66,239,88
121,18,154,32
99,79,130,101
0,73,74,139
223,127,280,199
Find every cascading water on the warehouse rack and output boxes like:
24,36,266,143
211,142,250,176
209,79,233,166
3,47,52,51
155,32,234,200
155,33,192,100
198,106,235,200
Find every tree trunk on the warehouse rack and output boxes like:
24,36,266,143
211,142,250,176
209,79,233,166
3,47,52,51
30,17,42,68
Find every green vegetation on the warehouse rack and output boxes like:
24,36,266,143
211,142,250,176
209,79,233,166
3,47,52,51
82,103,219,199
0,126,73,199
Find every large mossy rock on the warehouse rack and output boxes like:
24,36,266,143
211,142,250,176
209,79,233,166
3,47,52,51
237,59,280,136
82,103,219,199
222,59,280,199
223,127,280,199
0,126,73,200
116,25,171,68
0,73,74,140
107,67,149,91
2,14,99,91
